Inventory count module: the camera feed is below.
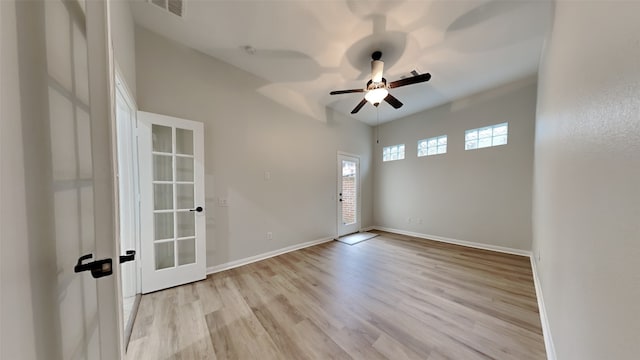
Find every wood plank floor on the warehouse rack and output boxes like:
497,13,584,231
126,231,546,359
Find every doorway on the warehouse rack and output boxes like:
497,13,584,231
337,153,361,237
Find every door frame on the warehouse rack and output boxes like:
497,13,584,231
114,68,141,293
86,0,125,358
336,151,362,237
114,67,142,349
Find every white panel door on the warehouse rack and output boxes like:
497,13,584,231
337,154,361,237
138,111,206,294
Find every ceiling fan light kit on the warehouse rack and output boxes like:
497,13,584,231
365,87,388,106
330,51,431,114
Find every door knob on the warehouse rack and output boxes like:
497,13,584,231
119,250,136,264
190,206,203,212
74,254,112,279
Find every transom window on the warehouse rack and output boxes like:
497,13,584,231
418,135,447,157
382,144,405,162
465,123,508,150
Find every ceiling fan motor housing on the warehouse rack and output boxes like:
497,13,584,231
367,78,387,91
371,60,384,82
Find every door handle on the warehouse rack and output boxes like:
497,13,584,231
190,206,203,212
74,254,113,279
119,250,136,264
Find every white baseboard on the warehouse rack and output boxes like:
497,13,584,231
530,257,557,360
372,226,532,257
360,226,375,232
206,236,335,275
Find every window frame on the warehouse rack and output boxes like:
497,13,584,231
382,144,405,162
418,135,447,157
465,122,508,151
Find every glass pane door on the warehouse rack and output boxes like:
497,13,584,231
139,111,205,294
337,154,360,237
341,160,357,226
151,124,196,270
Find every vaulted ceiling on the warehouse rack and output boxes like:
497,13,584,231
132,0,553,125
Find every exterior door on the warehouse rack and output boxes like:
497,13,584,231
337,154,361,237
138,111,206,294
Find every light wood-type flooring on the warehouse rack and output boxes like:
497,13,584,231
126,231,546,359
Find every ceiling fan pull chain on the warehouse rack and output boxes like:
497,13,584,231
376,107,380,144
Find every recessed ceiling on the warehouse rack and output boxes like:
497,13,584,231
131,0,553,125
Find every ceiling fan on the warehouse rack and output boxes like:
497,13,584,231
330,51,431,114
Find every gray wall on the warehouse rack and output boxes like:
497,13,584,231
135,26,374,268
374,78,536,251
533,2,640,359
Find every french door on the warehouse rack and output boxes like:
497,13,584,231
5,0,123,358
138,111,206,294
337,153,361,237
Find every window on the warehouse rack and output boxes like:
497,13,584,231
465,122,508,150
418,135,447,157
382,144,405,162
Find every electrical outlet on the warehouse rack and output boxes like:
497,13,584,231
418,218,423,224
407,217,412,224
264,171,271,181
266,232,273,240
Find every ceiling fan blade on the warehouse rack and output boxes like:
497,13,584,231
384,94,403,109
330,89,365,95
351,99,368,114
388,73,431,89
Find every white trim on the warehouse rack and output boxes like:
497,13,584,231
206,236,335,275
372,226,532,257
530,257,557,360
114,64,137,110
336,150,361,158
360,226,375,232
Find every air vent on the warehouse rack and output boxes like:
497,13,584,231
149,0,184,17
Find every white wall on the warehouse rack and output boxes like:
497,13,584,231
135,26,373,268
533,2,640,359
374,78,536,252
110,0,136,98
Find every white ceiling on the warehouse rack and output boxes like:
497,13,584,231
131,0,553,125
